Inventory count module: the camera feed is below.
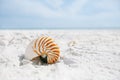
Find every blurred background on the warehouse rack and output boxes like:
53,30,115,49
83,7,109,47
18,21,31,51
0,0,120,29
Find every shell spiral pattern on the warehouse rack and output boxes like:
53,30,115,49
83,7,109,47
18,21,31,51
32,36,60,64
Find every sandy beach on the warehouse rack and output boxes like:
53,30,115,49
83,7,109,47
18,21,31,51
0,30,120,80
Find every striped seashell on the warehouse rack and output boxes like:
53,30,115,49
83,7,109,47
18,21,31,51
25,36,60,64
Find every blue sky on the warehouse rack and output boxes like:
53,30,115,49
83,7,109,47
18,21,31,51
0,0,120,29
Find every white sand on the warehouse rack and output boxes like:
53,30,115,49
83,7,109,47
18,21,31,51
0,30,120,80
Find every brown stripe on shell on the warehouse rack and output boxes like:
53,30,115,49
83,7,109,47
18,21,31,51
43,38,53,52
41,37,48,52
38,37,45,53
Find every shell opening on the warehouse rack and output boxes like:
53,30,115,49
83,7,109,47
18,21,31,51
39,55,47,64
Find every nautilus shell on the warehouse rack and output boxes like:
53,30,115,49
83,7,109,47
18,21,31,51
25,36,60,64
